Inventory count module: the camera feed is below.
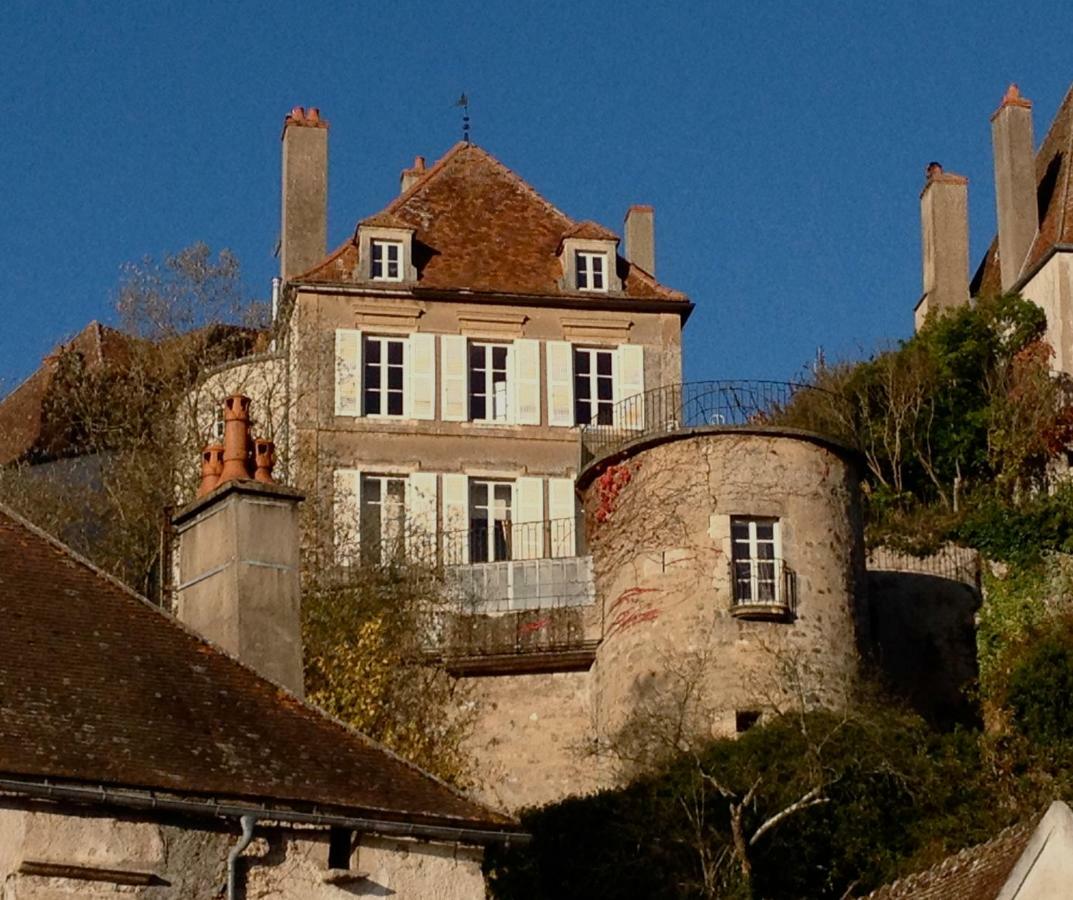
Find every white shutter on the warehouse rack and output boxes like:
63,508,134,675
441,335,468,422
513,477,545,560
512,339,541,425
333,468,361,563
441,473,469,564
334,328,362,417
548,477,577,558
546,340,574,427
615,344,646,431
406,472,438,562
407,333,436,420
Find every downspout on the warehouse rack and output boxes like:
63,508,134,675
270,277,282,352
227,815,256,900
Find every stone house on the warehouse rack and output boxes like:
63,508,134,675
0,436,522,898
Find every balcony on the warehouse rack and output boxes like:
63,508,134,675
729,557,797,621
579,380,846,469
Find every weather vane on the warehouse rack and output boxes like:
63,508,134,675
454,93,470,143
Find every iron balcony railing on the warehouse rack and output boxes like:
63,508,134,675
579,380,841,466
729,557,797,617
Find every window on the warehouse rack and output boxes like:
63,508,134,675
731,517,780,605
735,710,761,733
469,480,513,563
371,240,402,281
574,347,614,425
363,335,405,416
575,251,607,291
360,475,406,564
328,827,352,870
469,342,510,422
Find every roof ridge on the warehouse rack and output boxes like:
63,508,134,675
1053,83,1073,263
0,501,511,825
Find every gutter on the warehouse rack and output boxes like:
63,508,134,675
0,777,529,847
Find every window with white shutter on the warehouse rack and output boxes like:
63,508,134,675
469,342,510,422
574,347,615,426
362,335,406,417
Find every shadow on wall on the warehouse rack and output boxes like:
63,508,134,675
866,571,981,729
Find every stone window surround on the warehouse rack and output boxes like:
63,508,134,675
559,237,622,293
356,225,418,284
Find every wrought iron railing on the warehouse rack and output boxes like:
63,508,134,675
579,380,841,466
728,557,797,617
867,545,981,587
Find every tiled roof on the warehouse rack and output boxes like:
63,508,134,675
860,816,1038,899
298,143,688,303
0,505,514,832
972,84,1073,296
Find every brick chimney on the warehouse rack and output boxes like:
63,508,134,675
915,162,969,330
400,155,426,193
172,395,305,696
991,84,1037,290
281,106,329,282
624,205,656,275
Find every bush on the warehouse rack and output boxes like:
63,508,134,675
1007,622,1073,749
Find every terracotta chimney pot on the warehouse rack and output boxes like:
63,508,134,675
253,438,276,484
197,443,225,497
218,394,253,484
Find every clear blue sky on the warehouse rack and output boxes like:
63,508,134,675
1,1,1071,389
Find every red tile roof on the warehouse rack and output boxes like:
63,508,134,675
972,84,1073,296
0,504,514,833
297,143,688,304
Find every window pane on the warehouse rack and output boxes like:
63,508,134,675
576,399,591,424
596,376,613,401
387,391,403,416
470,344,485,370
470,521,489,563
494,483,512,507
387,260,399,278
576,252,588,276
596,352,612,376
492,346,507,369
596,402,613,426
592,270,604,290
470,395,486,420
493,521,510,561
365,339,381,364
755,521,774,541
731,519,750,541
387,341,403,365
387,243,399,262
387,366,403,391
575,350,590,375
364,390,381,415
365,365,381,389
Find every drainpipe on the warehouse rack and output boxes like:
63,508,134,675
227,815,257,900
270,276,281,352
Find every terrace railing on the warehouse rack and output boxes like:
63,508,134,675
728,557,798,620
579,380,842,467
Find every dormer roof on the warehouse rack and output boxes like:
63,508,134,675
972,83,1073,296
296,143,688,305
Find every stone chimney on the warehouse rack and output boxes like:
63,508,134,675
281,106,329,282
624,205,656,275
400,155,426,193
172,395,305,696
991,84,1037,290
915,162,969,330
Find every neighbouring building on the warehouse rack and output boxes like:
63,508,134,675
0,400,522,897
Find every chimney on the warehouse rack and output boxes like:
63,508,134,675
400,155,426,194
991,84,1037,290
624,205,656,275
172,395,305,696
916,162,969,330
281,106,329,282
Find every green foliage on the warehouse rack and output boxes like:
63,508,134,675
956,485,1073,566
1007,622,1073,749
976,563,1048,702
487,710,1005,900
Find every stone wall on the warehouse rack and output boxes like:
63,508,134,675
0,802,485,898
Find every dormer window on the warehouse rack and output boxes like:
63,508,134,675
371,240,402,281
576,251,607,292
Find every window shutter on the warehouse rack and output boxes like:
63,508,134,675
511,339,541,425
441,335,468,422
406,472,438,562
547,477,577,558
441,473,469,564
333,468,361,563
334,329,362,417
407,333,436,420
615,344,646,431
514,477,545,560
546,341,574,426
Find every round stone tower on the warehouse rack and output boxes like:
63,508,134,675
578,389,865,749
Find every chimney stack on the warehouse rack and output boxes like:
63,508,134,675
916,162,970,330
400,155,426,194
281,106,329,282
991,84,1037,291
624,205,656,276
173,396,304,696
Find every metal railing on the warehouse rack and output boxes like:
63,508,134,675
867,545,981,588
579,380,839,466
440,516,584,565
729,557,797,616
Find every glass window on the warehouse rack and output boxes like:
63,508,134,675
469,342,510,422
575,251,607,291
363,335,405,416
371,240,402,281
731,517,780,605
574,347,615,425
469,480,513,563
361,475,406,564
